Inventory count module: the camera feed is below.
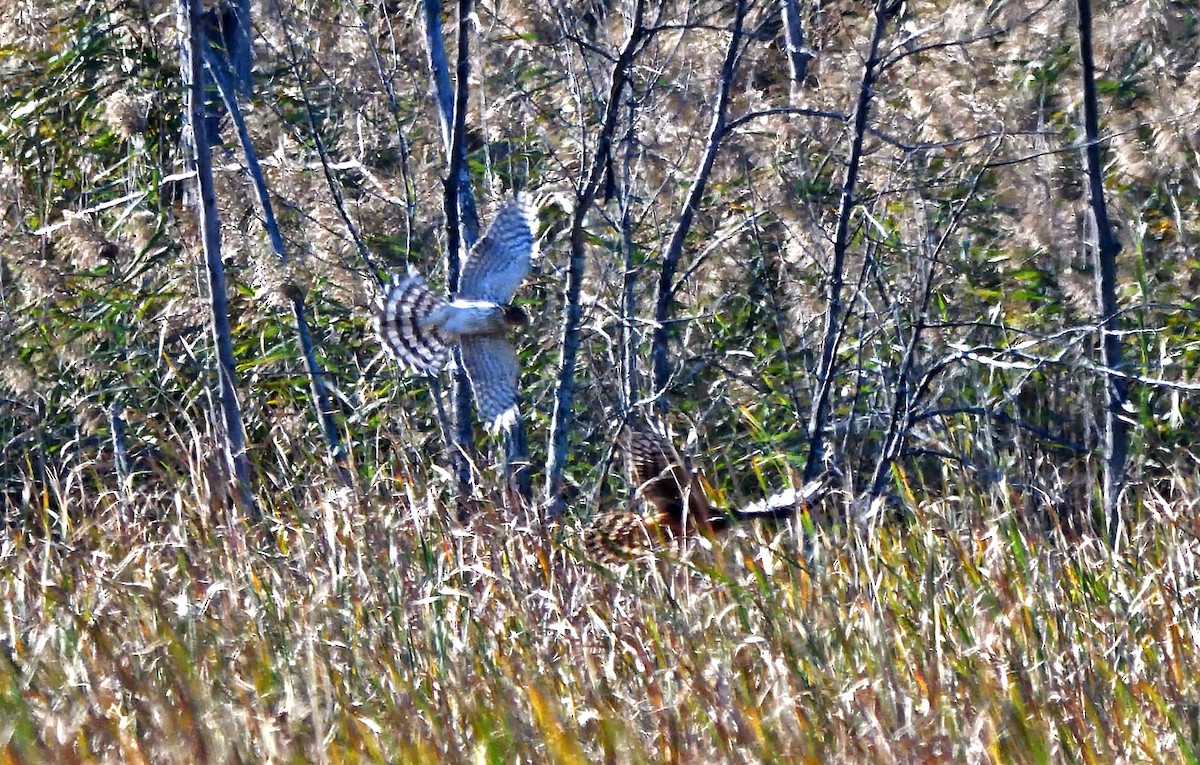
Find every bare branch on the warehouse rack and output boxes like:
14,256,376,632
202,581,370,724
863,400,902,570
200,41,349,483
179,0,257,523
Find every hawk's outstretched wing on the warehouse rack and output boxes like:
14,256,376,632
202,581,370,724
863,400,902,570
375,269,451,374
459,334,520,432
625,426,712,533
459,195,537,303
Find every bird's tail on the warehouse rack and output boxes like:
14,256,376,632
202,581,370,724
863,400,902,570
581,511,666,561
375,268,451,374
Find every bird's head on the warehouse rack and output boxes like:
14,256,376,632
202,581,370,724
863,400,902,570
502,304,530,327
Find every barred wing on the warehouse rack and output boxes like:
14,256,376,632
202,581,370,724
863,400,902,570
459,334,520,432
625,427,711,529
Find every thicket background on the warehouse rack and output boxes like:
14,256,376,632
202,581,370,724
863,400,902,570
1,0,1199,761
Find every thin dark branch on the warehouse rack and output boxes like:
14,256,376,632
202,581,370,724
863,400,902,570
357,5,418,246
441,0,479,503
912,406,1087,454
200,43,349,483
272,5,384,286
1076,0,1128,545
180,0,257,522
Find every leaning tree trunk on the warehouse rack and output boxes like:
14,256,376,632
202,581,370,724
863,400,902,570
650,0,746,405
1075,0,1128,545
180,0,258,522
200,42,349,486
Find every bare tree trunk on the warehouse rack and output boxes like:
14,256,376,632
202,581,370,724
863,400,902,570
181,0,257,522
425,0,531,507
650,0,747,404
780,0,810,98
1075,0,1128,546
802,0,897,484
543,0,647,517
201,44,349,484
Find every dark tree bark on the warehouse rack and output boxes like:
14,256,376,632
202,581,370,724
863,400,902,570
180,0,257,522
1075,0,1128,545
543,0,647,517
439,0,478,505
802,0,898,484
424,0,480,243
780,0,810,97
650,0,747,403
196,0,252,142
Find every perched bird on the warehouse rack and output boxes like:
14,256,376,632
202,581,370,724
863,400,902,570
582,425,827,560
375,195,537,431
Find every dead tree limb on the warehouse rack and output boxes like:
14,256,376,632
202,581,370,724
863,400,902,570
802,0,899,484
544,0,647,517
1075,0,1128,545
650,0,747,403
180,0,257,522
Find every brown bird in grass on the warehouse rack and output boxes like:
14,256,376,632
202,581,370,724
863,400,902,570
581,425,828,561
